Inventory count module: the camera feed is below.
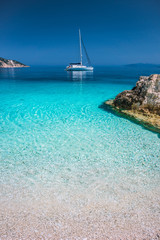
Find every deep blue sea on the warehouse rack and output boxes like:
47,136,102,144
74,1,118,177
0,66,160,239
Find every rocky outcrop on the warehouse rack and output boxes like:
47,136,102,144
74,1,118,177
0,57,29,68
105,74,160,132
113,74,160,115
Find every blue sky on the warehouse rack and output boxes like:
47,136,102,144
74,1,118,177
0,0,160,65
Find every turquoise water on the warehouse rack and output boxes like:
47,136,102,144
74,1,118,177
0,66,160,239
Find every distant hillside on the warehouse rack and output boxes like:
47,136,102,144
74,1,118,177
125,63,160,68
0,57,29,68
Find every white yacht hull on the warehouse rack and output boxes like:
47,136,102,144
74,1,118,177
66,65,93,71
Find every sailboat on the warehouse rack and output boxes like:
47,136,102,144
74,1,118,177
66,29,93,71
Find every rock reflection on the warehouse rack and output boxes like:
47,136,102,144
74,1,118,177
0,68,16,80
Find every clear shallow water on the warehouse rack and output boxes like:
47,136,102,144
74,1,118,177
0,66,160,239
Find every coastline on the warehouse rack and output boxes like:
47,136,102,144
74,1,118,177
0,66,30,69
104,100,160,134
0,65,29,68
0,57,29,68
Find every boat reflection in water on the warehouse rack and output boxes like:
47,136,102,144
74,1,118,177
67,70,93,81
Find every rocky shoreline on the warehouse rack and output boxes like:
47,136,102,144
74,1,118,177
104,74,160,133
0,57,29,68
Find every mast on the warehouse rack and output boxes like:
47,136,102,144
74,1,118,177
79,29,82,65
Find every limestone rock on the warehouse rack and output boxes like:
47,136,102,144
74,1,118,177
113,74,160,115
0,57,29,68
